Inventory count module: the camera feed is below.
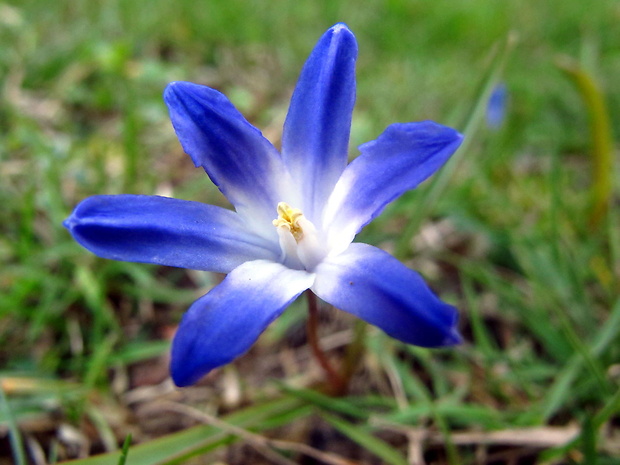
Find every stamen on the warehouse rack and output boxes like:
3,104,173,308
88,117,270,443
273,202,304,242
273,201,325,271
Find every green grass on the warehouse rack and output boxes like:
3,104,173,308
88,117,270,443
1,0,618,463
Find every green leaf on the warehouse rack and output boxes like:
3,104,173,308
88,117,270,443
321,412,408,465
117,435,132,465
277,382,369,419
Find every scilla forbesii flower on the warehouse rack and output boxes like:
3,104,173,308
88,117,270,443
64,24,464,387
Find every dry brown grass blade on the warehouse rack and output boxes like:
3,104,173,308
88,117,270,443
441,426,580,448
373,418,581,449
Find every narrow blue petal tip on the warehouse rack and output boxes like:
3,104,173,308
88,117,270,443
163,80,186,101
327,22,355,44
330,22,352,33
170,357,209,387
63,209,81,234
439,303,463,346
443,326,463,346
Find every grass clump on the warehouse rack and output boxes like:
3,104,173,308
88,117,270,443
0,0,618,463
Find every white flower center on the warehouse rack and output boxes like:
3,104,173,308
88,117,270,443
272,202,325,271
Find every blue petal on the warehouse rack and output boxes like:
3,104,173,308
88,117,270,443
64,195,279,273
171,260,315,386
324,121,463,250
281,23,357,223
164,81,288,237
312,243,461,347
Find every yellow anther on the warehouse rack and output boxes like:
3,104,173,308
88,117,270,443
273,202,304,242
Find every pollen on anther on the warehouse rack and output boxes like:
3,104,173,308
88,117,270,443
273,202,304,242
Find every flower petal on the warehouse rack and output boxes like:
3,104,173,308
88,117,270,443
281,23,357,223
64,195,279,273
171,260,315,386
324,121,463,251
312,243,461,347
164,81,289,237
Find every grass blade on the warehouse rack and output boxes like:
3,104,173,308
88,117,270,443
395,32,517,257
556,56,614,227
61,395,306,465
117,435,132,465
536,298,620,423
321,412,408,465
0,385,27,465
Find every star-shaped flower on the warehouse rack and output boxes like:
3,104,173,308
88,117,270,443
64,24,464,387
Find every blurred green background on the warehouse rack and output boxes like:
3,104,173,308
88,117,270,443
1,0,618,464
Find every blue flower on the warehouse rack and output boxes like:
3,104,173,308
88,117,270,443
486,82,508,129
64,24,464,387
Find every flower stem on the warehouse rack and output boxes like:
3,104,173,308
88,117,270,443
305,291,347,395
